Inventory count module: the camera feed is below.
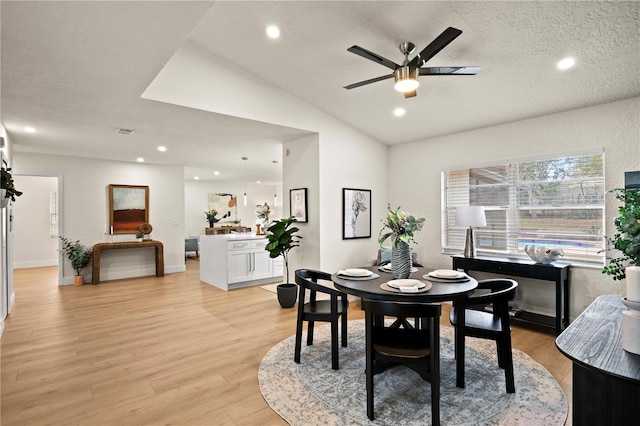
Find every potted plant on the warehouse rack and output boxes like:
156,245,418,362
265,216,302,308
205,209,220,228
378,204,425,278
59,236,93,285
135,231,144,242
1,167,23,207
602,188,640,280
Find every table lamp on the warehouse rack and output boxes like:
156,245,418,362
455,206,486,258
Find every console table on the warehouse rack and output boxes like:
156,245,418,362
556,295,640,425
452,255,570,335
92,240,164,284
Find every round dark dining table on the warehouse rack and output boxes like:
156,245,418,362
332,265,478,388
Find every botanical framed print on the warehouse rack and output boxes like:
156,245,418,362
207,193,238,224
342,188,371,239
109,184,149,234
290,188,308,223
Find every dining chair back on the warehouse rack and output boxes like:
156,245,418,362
361,299,441,425
450,278,518,393
294,269,349,370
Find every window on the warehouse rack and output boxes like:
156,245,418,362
49,191,58,238
442,151,605,264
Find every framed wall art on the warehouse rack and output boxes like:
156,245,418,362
109,184,149,234
207,193,238,224
342,188,371,239
290,188,308,223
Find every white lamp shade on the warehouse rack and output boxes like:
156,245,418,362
455,206,487,227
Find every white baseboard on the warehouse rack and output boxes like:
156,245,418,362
14,260,58,269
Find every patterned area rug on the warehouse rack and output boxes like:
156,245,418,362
259,320,567,425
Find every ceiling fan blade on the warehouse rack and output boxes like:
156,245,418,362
419,66,480,75
344,73,394,90
404,90,417,99
408,27,463,69
347,45,399,71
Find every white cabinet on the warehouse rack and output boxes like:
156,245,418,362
227,239,273,284
200,235,282,291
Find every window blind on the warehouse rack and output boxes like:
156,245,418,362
442,152,605,264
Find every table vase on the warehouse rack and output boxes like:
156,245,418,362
391,241,412,279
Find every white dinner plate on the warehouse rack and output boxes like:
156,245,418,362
433,269,461,278
428,271,465,280
343,268,373,277
380,264,419,273
387,279,426,289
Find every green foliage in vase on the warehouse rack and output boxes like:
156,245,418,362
602,188,640,280
378,204,425,247
205,209,220,227
1,168,23,202
59,236,93,276
265,216,302,284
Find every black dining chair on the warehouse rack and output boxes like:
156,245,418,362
449,278,518,393
294,269,349,370
361,299,441,425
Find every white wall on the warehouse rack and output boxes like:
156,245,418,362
13,152,186,284
389,97,640,319
12,175,59,268
185,179,281,237
144,41,389,274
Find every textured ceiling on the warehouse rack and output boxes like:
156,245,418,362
1,1,639,183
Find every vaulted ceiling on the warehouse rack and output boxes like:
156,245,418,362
2,1,638,183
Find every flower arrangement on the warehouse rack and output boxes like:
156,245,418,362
256,202,272,222
1,168,23,203
602,188,640,280
205,209,220,227
378,204,425,247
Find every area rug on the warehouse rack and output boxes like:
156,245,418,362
259,320,567,425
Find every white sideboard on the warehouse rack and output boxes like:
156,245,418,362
199,235,283,291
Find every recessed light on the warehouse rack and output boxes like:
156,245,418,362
557,57,575,70
136,157,144,163
157,146,167,152
194,176,199,180
214,171,220,176
393,108,406,117
256,180,261,184
266,25,280,39
24,127,36,133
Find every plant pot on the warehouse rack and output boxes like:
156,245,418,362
277,283,298,308
74,275,84,286
391,241,412,279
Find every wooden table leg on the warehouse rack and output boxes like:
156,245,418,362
455,303,465,388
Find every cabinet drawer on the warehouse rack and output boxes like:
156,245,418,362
251,239,269,250
227,241,251,251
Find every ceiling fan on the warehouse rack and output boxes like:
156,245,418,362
344,27,480,98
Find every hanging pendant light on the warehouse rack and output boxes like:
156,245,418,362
242,157,248,206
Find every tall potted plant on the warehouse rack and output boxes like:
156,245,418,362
265,216,302,308
1,167,23,207
602,188,640,280
378,204,425,278
59,236,93,285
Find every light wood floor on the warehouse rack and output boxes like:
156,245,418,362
1,261,572,425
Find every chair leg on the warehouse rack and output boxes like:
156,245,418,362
307,321,315,345
455,308,466,388
366,318,375,420
431,317,441,426
502,333,515,393
496,338,505,368
294,315,304,364
341,311,348,347
331,317,339,370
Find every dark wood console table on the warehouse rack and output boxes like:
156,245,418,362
92,240,164,284
452,255,570,335
556,295,640,425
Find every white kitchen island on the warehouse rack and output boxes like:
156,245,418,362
199,234,283,291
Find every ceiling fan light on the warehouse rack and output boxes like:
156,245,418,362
394,67,419,92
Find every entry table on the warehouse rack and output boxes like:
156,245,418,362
452,255,570,335
556,295,640,425
92,240,164,284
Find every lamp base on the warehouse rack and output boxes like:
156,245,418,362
464,227,476,258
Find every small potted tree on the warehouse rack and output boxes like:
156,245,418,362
1,167,23,208
265,216,302,308
602,188,640,280
59,236,93,285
